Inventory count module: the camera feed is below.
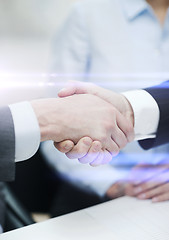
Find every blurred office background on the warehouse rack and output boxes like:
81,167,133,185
0,0,80,228
1,1,103,230
2,0,169,231
0,0,77,104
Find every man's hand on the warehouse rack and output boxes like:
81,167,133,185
54,137,110,166
106,181,126,199
125,163,169,202
31,94,132,165
55,81,135,165
58,81,134,126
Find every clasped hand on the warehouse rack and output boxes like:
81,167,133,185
54,81,134,166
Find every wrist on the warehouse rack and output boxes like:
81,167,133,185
92,86,134,127
120,94,134,127
30,99,62,142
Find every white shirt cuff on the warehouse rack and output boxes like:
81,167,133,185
9,101,40,161
122,90,160,141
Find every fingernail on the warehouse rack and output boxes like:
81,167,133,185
64,143,72,150
93,142,101,151
83,138,92,146
138,193,146,199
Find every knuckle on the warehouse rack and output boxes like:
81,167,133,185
103,119,114,132
78,144,91,156
92,141,102,152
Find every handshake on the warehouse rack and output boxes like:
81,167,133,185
31,82,135,166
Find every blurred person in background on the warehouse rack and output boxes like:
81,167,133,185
41,0,169,216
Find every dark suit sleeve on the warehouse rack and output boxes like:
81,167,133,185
0,106,15,181
139,80,169,150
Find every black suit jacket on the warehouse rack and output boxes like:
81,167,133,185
0,106,15,181
0,107,15,228
139,81,169,150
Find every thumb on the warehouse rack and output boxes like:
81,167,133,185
54,140,75,153
58,81,93,98
58,86,76,98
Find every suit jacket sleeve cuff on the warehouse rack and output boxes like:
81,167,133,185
139,81,169,149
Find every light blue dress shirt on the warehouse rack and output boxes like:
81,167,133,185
42,0,169,196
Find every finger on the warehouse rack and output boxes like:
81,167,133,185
78,141,102,164
106,182,125,199
54,140,75,153
58,86,76,98
128,164,166,185
101,150,113,165
111,123,128,150
137,182,169,200
152,189,169,203
124,184,136,196
116,111,135,143
58,81,94,98
89,149,112,166
106,139,119,157
65,137,93,159
137,169,169,193
131,168,164,194
89,150,105,167
133,179,163,195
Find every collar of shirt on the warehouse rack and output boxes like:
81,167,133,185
121,0,149,21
